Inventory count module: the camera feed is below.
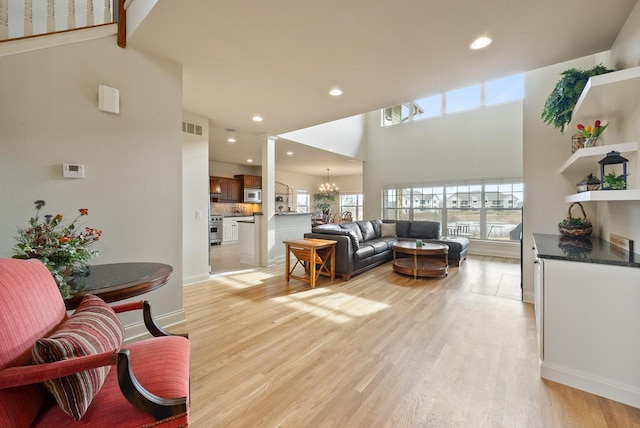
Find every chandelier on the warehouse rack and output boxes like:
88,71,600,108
318,168,339,196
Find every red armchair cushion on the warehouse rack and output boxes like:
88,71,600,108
32,295,125,420
32,336,190,427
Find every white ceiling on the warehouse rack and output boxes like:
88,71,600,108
129,0,637,177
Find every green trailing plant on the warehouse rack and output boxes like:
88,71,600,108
602,172,627,190
541,64,614,133
558,216,591,227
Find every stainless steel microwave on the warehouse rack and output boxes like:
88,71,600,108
244,188,262,203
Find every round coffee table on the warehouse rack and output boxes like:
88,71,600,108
392,241,449,278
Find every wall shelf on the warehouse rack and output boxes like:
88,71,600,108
565,189,640,203
559,142,638,174
572,66,640,120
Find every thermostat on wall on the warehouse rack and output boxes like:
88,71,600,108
63,163,84,179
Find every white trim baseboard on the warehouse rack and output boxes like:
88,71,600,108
183,273,210,286
541,361,640,409
123,308,186,343
468,240,520,259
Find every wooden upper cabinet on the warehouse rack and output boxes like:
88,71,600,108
210,176,240,202
234,175,261,189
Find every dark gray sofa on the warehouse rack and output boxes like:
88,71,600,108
303,220,469,280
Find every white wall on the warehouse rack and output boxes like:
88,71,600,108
599,0,640,262
209,160,261,178
0,36,184,327
522,55,598,302
362,101,523,220
279,114,366,160
182,111,210,285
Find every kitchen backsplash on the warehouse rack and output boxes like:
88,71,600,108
211,202,261,216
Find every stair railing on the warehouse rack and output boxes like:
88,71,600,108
0,0,121,43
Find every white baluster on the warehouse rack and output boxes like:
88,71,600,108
0,0,8,40
86,0,94,25
68,0,76,29
24,0,33,36
47,0,55,33
104,0,112,23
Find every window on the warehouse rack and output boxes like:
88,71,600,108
485,74,524,106
382,179,522,241
445,85,481,113
296,191,309,213
380,73,523,127
340,194,363,221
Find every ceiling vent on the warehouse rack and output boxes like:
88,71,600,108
182,120,203,136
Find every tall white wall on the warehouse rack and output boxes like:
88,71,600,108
599,0,640,259
279,114,366,160
0,36,184,326
522,55,598,302
182,111,210,284
362,101,523,220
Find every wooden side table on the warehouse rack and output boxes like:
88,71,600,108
65,262,173,310
392,241,448,279
284,238,336,288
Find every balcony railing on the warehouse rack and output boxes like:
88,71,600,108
0,0,116,42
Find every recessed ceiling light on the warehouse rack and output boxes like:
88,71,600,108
252,116,263,122
286,151,293,156
247,159,253,163
470,36,492,50
227,138,236,143
329,88,343,96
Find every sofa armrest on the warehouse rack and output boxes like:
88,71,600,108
112,301,188,339
0,350,115,389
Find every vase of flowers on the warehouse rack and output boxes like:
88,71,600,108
576,119,608,148
12,200,102,298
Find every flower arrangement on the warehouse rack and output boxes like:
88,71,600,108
576,120,608,139
12,200,102,298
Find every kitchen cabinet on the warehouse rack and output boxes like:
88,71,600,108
533,234,640,408
234,174,262,189
223,216,253,243
211,177,241,202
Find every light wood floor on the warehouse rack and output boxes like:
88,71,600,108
182,250,640,427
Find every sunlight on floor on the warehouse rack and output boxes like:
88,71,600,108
272,289,390,324
212,270,276,288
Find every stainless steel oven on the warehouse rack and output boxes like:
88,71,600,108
210,215,223,245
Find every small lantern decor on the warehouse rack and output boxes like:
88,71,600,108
576,173,601,193
598,151,628,190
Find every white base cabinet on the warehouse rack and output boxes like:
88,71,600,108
222,216,253,243
535,256,640,408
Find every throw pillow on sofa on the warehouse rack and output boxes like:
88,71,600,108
381,223,397,237
32,294,125,420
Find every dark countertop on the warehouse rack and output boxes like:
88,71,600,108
533,233,639,268
222,214,255,217
274,212,311,216
237,220,254,224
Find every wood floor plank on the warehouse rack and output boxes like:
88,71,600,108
180,251,640,427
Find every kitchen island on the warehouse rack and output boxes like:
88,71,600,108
533,233,640,408
238,213,312,265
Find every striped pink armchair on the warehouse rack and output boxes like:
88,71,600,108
0,258,190,427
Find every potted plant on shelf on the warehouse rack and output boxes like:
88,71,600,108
558,202,592,238
541,65,614,134
602,172,628,190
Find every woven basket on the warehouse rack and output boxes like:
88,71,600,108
558,202,592,237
